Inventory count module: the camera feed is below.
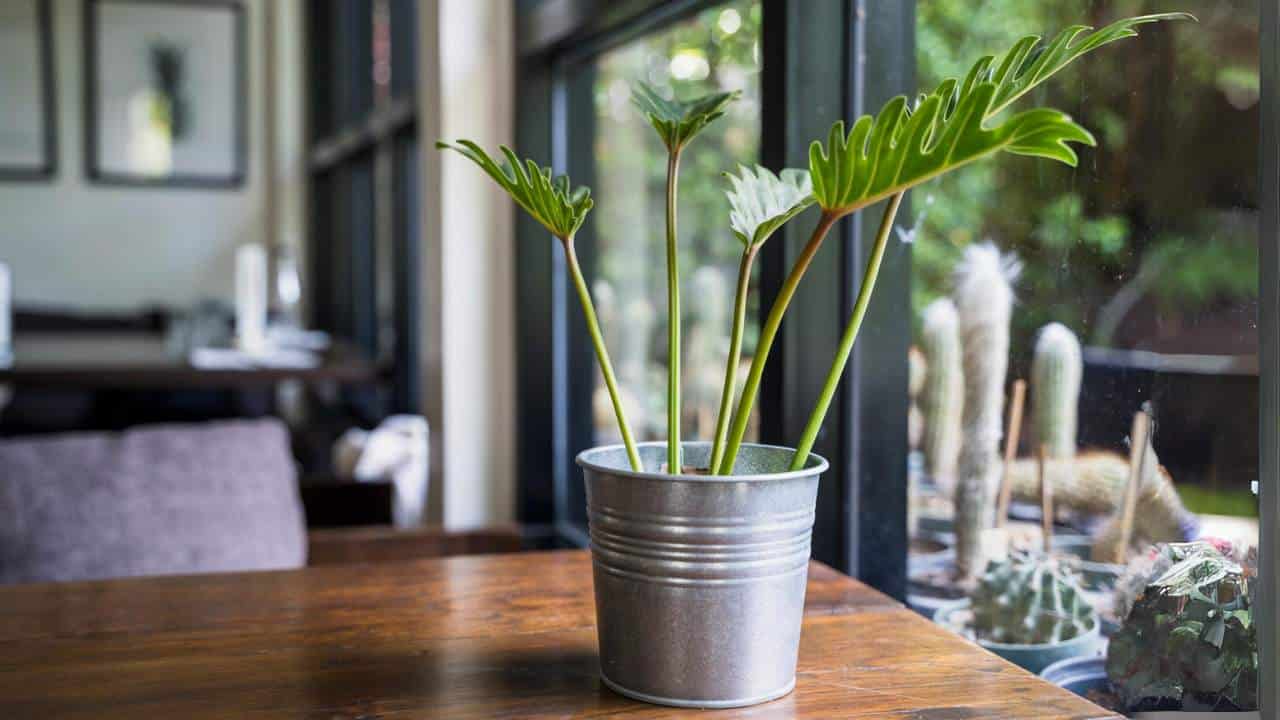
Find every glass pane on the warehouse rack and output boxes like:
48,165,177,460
574,1,763,447
909,1,1260,711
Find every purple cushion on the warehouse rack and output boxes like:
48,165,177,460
0,419,306,584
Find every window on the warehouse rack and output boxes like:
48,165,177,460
908,1,1263,710
306,0,419,414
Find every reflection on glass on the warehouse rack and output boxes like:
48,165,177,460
584,1,762,445
908,2,1259,712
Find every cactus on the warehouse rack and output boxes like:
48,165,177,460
920,299,963,484
969,551,1098,645
953,244,1019,581
907,346,926,451
1107,541,1258,712
1002,449,1198,550
1030,322,1081,459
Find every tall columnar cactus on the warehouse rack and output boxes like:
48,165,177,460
953,244,1019,581
970,552,1098,645
920,298,963,484
1031,322,1082,459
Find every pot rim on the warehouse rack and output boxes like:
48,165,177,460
576,440,828,483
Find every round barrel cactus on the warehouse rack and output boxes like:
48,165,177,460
970,551,1098,645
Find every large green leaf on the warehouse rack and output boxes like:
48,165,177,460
632,82,740,152
724,165,814,250
436,140,592,240
810,12,1192,215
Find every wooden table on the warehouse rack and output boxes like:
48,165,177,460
0,332,378,389
0,551,1116,718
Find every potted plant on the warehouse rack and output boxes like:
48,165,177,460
1042,540,1260,719
438,13,1189,709
935,550,1102,674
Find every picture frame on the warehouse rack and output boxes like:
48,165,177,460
0,0,58,181
84,0,246,188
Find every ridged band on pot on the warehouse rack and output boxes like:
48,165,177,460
577,441,827,709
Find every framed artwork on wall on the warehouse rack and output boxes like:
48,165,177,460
0,0,57,180
84,0,246,188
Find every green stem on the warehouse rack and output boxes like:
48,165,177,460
716,210,841,475
790,193,904,471
709,246,757,473
665,149,682,472
564,238,642,471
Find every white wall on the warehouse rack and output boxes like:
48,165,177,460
419,0,517,529
0,0,274,311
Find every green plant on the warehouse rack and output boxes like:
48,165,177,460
440,12,1190,477
434,140,642,470
728,13,1193,473
633,82,739,472
969,551,1098,645
708,165,813,471
1107,541,1258,711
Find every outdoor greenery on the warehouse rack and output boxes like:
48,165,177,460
914,0,1259,359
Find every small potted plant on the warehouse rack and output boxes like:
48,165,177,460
439,13,1189,709
1042,540,1259,719
935,550,1102,674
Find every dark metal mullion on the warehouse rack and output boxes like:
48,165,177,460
390,131,421,414
562,62,601,541
842,0,914,601
1258,0,1278,713
515,61,560,528
309,98,417,171
759,0,853,571
760,0,912,593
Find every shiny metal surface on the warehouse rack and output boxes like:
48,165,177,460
577,441,828,709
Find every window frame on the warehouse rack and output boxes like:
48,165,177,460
305,0,420,415
1258,0,1278,714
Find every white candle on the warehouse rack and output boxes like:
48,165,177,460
0,262,11,360
235,244,267,354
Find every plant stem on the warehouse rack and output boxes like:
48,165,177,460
789,192,904,471
716,210,841,475
709,246,757,473
665,148,682,473
564,237,642,471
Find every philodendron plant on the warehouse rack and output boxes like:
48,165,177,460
439,12,1190,475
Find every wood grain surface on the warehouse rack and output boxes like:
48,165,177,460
0,550,1118,719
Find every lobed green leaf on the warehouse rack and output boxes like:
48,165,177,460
436,140,593,240
631,81,740,151
724,165,814,250
808,13,1192,215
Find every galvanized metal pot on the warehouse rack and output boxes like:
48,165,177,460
577,441,828,709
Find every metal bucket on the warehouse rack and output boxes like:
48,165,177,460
577,441,828,709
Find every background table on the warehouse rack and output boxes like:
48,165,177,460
0,550,1117,718
0,332,378,389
